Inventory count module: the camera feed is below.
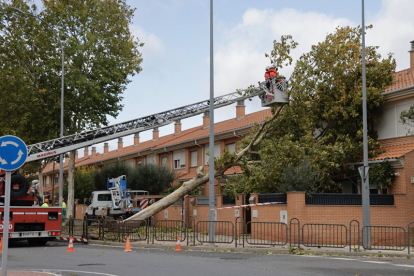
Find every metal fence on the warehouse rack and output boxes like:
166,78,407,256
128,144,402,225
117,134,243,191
302,223,347,248
195,221,234,244
154,220,187,242
121,220,147,242
246,222,288,246
362,225,406,251
71,217,414,253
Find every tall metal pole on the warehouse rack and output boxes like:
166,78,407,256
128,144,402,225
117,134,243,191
361,0,371,249
59,37,65,208
1,172,12,276
208,0,216,243
52,161,55,206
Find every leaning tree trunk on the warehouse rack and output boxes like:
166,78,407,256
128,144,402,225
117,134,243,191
125,106,283,221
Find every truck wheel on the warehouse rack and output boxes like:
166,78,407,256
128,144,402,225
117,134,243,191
10,175,29,198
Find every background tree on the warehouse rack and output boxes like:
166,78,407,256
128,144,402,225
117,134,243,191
62,166,94,204
91,162,176,195
235,25,396,195
38,0,144,218
0,0,63,196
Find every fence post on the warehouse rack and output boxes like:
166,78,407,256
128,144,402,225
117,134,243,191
349,220,360,252
235,217,244,248
408,222,414,255
289,218,300,248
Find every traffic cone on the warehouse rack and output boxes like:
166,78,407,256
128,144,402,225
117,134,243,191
0,237,2,253
66,237,75,252
124,237,132,252
174,235,182,252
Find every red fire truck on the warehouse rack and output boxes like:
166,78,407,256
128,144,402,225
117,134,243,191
0,170,62,246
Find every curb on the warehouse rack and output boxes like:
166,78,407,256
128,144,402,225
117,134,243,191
86,239,412,258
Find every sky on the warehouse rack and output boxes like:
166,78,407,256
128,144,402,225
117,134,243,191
30,0,414,156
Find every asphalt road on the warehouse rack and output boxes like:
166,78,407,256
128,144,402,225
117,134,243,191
1,240,414,276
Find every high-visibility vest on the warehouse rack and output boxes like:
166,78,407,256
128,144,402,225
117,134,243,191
264,70,270,81
41,203,49,207
62,202,66,208
269,68,277,79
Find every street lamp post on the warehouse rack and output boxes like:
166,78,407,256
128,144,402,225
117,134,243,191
4,5,65,208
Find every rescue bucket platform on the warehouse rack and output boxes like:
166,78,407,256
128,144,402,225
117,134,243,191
259,78,289,107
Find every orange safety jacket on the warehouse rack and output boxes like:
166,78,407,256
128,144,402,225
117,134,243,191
264,70,270,81
269,68,277,79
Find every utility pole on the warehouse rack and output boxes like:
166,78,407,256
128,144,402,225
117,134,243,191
208,0,216,243
361,0,371,249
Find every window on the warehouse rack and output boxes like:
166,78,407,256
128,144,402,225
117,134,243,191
54,176,58,184
173,150,186,169
191,151,198,167
227,143,236,154
205,144,220,165
147,154,156,165
161,156,168,167
46,176,50,187
97,194,112,201
137,160,142,166
124,159,134,167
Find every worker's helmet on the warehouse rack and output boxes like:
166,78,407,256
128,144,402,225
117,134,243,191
44,199,49,203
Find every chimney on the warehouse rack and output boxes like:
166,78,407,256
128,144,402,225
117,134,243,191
92,147,96,155
174,120,182,134
84,147,89,157
134,133,140,145
410,40,414,72
104,143,109,153
153,127,159,140
236,100,245,119
118,138,123,150
203,111,210,127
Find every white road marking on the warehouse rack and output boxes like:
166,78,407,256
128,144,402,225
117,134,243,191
30,269,119,276
295,254,414,269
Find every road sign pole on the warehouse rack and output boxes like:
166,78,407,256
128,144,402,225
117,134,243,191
1,171,12,276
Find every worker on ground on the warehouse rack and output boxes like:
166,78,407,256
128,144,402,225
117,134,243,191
41,198,49,207
62,198,67,226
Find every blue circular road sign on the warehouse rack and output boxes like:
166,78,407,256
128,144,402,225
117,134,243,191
0,135,28,171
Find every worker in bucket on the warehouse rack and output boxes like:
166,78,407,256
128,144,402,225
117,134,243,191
62,198,67,226
264,66,271,91
41,198,49,207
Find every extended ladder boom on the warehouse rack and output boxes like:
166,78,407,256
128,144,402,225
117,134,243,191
26,79,287,162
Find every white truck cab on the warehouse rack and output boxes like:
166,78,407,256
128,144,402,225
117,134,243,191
84,176,151,220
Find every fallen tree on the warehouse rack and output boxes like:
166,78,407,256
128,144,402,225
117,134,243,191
125,106,284,221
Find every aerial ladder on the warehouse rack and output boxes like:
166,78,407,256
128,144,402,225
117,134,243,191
25,79,288,162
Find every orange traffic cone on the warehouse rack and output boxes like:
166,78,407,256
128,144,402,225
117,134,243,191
66,237,75,252
174,235,182,252
124,237,132,252
0,237,3,253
